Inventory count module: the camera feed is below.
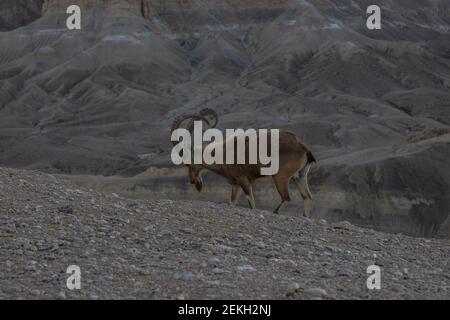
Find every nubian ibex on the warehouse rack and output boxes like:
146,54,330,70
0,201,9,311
170,109,316,216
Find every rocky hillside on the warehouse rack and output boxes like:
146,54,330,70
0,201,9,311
0,0,449,237
0,167,448,299
0,0,44,31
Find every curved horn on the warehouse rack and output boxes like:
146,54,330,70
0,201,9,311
171,114,210,146
199,108,219,128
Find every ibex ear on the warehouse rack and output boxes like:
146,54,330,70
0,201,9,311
195,177,203,192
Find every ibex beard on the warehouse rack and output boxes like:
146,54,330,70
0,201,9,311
171,121,280,176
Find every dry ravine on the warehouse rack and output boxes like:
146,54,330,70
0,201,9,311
0,167,448,300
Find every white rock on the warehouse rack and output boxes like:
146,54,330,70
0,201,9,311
212,268,225,274
305,288,327,297
174,272,199,281
237,265,256,273
332,221,352,230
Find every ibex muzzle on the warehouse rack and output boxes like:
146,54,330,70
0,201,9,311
189,165,203,192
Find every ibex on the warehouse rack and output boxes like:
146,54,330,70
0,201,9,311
171,109,316,216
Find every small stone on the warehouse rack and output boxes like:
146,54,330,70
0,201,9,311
46,254,56,260
237,265,256,273
180,228,193,234
256,241,266,249
174,272,199,281
391,284,406,292
89,293,99,300
208,257,221,264
213,244,234,253
288,282,302,291
331,221,351,230
337,268,354,277
25,264,37,272
128,248,140,257
206,280,221,288
31,289,43,296
57,206,73,214
212,268,225,275
305,288,327,297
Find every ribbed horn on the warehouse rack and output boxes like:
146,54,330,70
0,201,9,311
199,108,219,128
171,114,210,146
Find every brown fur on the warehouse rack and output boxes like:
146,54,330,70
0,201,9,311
172,112,316,216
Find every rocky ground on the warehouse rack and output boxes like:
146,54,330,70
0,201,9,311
0,167,448,300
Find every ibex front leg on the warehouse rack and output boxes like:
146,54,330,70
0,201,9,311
293,164,313,217
240,179,256,209
228,185,241,207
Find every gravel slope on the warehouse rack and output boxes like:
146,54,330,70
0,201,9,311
0,167,448,300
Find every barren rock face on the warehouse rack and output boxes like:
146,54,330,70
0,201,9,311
42,0,151,16
0,0,44,31
0,0,449,237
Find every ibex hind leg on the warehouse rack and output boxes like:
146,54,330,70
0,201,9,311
274,200,288,214
240,180,256,210
273,176,291,214
294,164,313,217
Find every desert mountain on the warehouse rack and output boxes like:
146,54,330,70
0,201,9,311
0,0,44,31
0,0,449,237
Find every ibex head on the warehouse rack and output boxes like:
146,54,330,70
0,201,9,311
171,109,219,193
188,164,204,192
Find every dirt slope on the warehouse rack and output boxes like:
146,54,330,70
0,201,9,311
0,167,448,299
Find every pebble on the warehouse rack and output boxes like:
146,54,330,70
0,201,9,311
206,280,221,288
237,265,256,273
332,221,352,230
57,206,73,214
89,293,99,300
208,257,221,264
212,268,225,275
287,282,302,291
212,244,235,253
180,228,193,234
304,288,328,297
174,272,200,281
